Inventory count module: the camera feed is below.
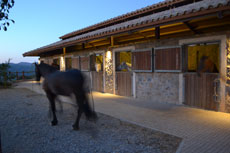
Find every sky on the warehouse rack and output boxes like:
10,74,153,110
0,0,162,64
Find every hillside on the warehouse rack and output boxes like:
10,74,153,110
9,62,35,73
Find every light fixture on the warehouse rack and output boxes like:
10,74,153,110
106,50,112,60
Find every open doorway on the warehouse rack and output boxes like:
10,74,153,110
90,53,104,92
115,51,132,97
184,42,220,110
187,43,219,73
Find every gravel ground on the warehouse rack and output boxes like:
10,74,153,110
0,88,181,153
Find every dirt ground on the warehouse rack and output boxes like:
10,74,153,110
0,88,181,153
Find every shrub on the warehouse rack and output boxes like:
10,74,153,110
0,59,15,88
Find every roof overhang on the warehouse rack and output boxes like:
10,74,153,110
23,0,230,57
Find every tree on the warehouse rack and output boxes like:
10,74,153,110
0,0,15,31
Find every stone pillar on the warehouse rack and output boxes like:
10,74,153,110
104,50,114,94
225,37,230,112
60,56,65,71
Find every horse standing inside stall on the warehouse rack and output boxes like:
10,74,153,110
197,56,218,76
35,63,97,130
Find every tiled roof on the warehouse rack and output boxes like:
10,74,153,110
23,0,230,56
60,0,188,40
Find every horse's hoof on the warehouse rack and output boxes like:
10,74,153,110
51,120,58,126
72,125,79,131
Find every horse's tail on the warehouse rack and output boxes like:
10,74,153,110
77,87,97,121
83,94,98,121
79,71,97,121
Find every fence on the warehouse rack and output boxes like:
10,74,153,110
8,71,35,80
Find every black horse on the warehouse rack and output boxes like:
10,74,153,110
35,62,97,130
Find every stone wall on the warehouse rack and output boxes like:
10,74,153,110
135,72,180,104
133,38,180,104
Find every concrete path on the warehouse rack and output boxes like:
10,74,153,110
15,81,230,153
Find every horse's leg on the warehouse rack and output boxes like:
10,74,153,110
72,92,85,130
46,91,58,126
56,97,63,114
72,107,83,130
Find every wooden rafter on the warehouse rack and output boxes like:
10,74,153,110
183,21,199,34
88,39,110,47
88,43,97,49
136,31,152,41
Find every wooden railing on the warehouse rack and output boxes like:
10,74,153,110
8,71,35,80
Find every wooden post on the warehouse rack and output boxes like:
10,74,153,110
63,47,66,55
111,36,114,46
155,26,160,39
82,43,85,50
22,71,25,79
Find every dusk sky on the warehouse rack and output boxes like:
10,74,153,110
0,0,162,63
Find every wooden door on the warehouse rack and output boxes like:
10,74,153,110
91,71,103,92
184,73,219,111
115,72,132,97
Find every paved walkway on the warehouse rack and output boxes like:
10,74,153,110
15,81,230,153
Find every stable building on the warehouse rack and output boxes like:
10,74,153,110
23,0,230,113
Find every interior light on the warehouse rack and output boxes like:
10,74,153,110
106,51,112,60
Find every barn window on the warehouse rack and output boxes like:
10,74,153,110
132,48,153,72
90,53,103,72
80,56,90,71
154,47,181,72
72,56,80,69
65,57,72,70
115,51,132,72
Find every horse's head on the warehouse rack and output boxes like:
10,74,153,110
197,56,218,77
117,62,132,72
35,63,42,81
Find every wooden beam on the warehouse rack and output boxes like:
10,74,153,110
67,45,82,51
196,20,230,30
155,26,160,39
196,24,230,34
63,47,66,55
88,43,98,49
136,31,151,41
89,43,95,48
111,36,114,46
183,21,199,34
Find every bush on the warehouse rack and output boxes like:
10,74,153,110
0,59,15,88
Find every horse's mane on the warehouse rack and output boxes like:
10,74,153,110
37,62,59,77
40,62,58,72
